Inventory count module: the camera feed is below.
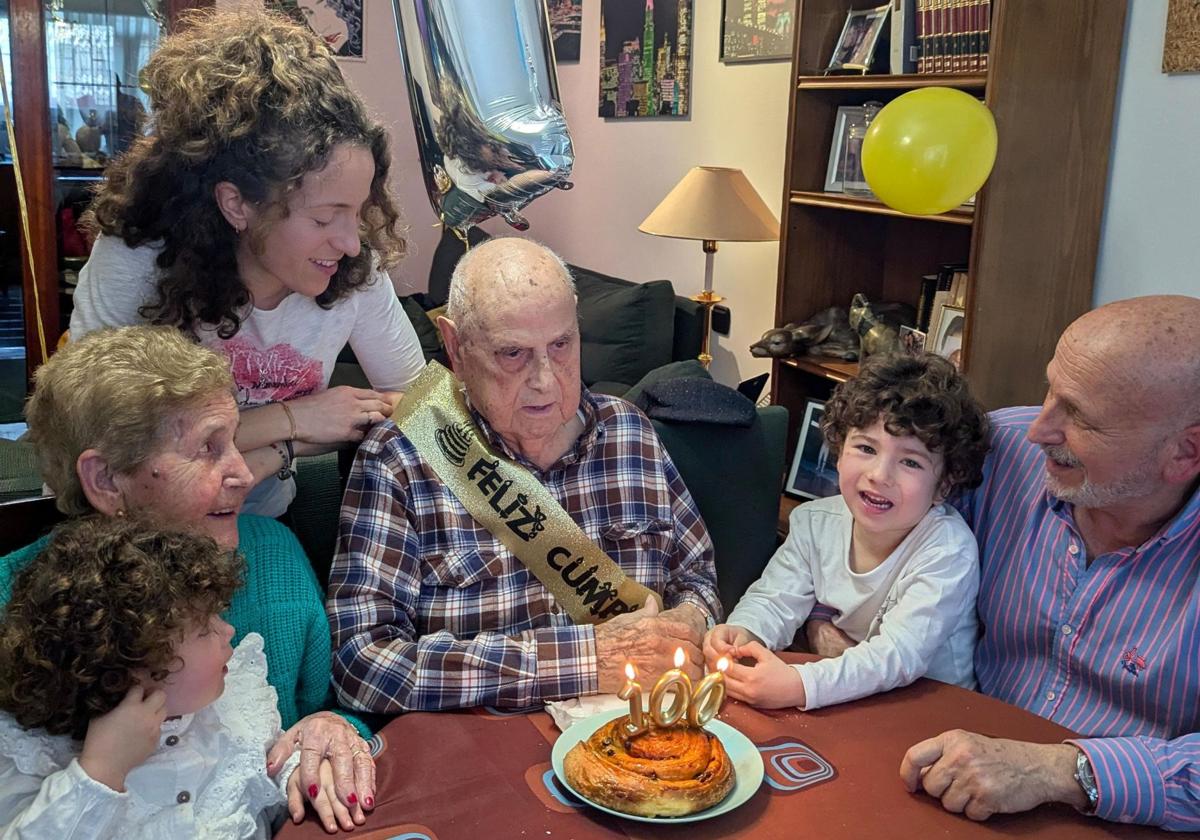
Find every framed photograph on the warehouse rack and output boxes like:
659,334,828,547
823,106,871,193
785,400,840,501
927,304,966,370
824,3,890,74
899,325,927,355
721,0,797,63
267,0,365,61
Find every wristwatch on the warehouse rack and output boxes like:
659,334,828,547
1073,749,1099,813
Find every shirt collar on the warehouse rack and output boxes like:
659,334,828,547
466,388,605,474
1044,479,1200,548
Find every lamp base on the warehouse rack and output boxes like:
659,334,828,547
690,291,725,368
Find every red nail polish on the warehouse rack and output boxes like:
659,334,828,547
365,795,374,808
308,784,319,798
348,792,358,805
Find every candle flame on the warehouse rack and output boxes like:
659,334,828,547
674,647,685,668
717,656,730,673
624,662,636,681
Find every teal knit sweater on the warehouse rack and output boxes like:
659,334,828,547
0,514,341,733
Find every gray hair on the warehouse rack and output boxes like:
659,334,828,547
25,326,234,516
445,237,576,339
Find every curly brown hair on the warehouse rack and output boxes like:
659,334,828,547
85,8,406,339
0,517,243,740
820,352,990,496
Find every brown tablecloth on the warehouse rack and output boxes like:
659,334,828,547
280,658,1163,840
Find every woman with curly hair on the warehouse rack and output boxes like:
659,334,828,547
705,351,990,711
0,517,372,836
1,325,375,830
70,7,424,519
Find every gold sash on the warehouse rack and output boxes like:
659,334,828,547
394,362,660,625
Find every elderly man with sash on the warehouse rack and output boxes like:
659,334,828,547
328,238,721,713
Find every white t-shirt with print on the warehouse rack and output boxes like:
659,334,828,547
70,234,426,517
727,494,979,710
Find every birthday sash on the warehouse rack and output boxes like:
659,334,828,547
394,362,660,625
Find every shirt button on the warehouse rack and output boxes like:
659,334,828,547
1046,691,1057,701
1068,544,1080,555
165,735,179,746
1062,624,1073,636
176,790,191,804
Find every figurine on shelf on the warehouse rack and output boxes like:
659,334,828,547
75,108,103,156
848,294,917,360
750,306,860,361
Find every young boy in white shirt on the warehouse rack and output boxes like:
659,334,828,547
705,352,990,711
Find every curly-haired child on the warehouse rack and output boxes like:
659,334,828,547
0,517,370,837
704,351,990,710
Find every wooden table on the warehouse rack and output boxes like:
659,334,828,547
279,661,1163,839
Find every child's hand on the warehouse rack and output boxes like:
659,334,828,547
724,641,808,709
79,685,168,791
287,757,368,834
703,623,755,667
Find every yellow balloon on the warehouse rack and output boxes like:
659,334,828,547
861,88,997,216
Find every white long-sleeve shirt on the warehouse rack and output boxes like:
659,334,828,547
0,634,301,840
727,495,979,710
70,235,426,517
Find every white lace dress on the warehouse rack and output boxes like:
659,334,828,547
0,634,302,839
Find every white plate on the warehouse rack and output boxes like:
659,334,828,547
550,708,764,824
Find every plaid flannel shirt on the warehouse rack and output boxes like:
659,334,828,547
327,390,721,713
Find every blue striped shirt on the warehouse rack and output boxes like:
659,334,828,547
962,407,1200,830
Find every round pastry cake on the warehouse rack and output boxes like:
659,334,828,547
563,715,736,818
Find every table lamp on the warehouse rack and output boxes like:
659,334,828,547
639,166,779,367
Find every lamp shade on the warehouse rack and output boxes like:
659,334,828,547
638,166,779,242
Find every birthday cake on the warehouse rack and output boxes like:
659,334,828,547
562,714,736,818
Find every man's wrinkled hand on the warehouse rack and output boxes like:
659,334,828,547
804,618,855,658
899,730,1086,821
595,597,704,692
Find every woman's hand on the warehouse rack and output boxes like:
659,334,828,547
286,757,369,833
267,712,375,815
79,685,168,791
287,387,395,445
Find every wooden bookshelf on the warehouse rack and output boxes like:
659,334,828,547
770,0,1128,466
788,191,975,226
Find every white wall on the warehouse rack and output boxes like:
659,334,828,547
1095,0,1200,304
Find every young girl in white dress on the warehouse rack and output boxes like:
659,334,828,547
0,517,366,838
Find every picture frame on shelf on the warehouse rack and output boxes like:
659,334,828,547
823,105,871,194
823,3,890,75
899,325,927,355
927,304,966,370
785,400,840,501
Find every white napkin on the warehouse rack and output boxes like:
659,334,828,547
546,694,629,732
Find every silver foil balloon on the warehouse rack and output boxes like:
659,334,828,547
392,0,574,234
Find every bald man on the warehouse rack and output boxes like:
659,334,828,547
890,296,1200,829
327,238,720,713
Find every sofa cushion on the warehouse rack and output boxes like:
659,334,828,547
621,359,710,405
573,268,675,388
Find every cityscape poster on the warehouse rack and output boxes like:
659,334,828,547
599,0,693,119
548,0,583,63
721,0,796,62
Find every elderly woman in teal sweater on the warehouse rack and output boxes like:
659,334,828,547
0,326,376,828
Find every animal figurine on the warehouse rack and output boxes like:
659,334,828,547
750,307,859,360
848,294,917,359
